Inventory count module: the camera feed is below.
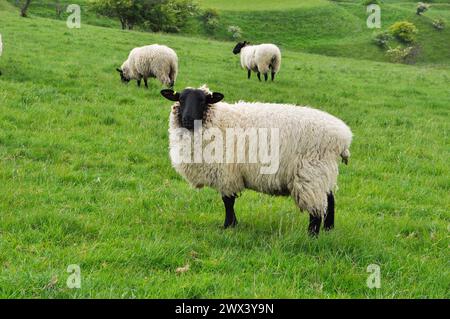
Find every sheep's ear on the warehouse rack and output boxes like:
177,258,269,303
207,92,224,104
116,68,122,73
161,89,180,102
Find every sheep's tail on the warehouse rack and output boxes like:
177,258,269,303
341,149,350,165
168,60,178,88
270,51,281,73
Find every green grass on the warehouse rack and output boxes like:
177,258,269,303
207,1,450,65
11,0,450,65
7,0,120,28
198,0,330,11
0,1,449,298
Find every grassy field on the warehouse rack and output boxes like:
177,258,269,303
12,0,450,65
0,0,449,298
205,0,450,65
9,0,450,66
197,0,330,11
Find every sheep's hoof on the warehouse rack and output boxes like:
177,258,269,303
308,215,322,237
224,218,238,229
308,229,320,238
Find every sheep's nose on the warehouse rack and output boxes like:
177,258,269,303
182,117,194,129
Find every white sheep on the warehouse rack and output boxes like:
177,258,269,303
233,42,281,81
116,44,178,89
161,85,352,236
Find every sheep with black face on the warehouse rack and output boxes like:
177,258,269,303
161,85,352,237
116,44,178,89
233,41,281,82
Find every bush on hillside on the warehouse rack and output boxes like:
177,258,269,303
386,45,420,64
227,25,242,40
416,2,430,16
202,8,220,34
389,21,418,43
91,0,141,30
91,0,198,32
372,31,391,48
142,0,199,33
432,18,445,31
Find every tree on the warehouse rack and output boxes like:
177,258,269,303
91,0,144,30
141,0,198,33
19,0,32,17
91,0,198,32
93,0,139,30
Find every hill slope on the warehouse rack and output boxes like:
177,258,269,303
204,1,450,65
0,2,449,298
7,0,450,65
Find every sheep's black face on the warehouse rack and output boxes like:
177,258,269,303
161,88,224,130
233,41,248,54
116,68,130,83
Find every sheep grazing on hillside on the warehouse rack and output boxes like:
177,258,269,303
233,42,281,82
116,44,178,89
0,34,3,76
160,85,352,237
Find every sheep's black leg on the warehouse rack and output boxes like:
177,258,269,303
324,192,335,231
222,195,238,228
144,78,148,89
137,79,141,87
308,214,322,237
264,73,268,81
247,70,251,79
257,72,261,81
271,72,275,81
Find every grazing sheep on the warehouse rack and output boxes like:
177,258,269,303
233,42,281,82
0,34,3,76
160,85,352,237
116,44,178,89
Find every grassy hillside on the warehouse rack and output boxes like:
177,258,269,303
6,0,120,28
197,0,330,11
205,1,450,65
0,1,449,298
198,0,450,10
8,1,450,65
10,0,450,65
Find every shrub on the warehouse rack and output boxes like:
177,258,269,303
386,45,420,64
389,21,418,43
432,18,445,31
416,2,430,16
202,8,220,34
143,0,199,33
372,31,391,48
91,0,198,32
227,25,242,40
